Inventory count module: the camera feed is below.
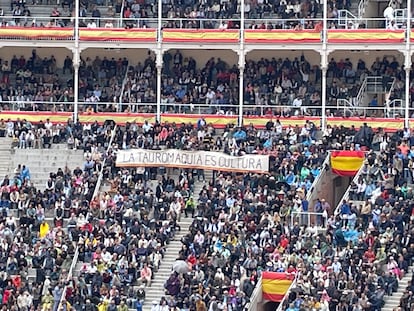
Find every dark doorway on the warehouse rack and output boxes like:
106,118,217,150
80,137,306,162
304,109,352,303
263,301,280,311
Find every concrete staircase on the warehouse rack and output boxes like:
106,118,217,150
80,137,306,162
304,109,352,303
65,170,214,311
142,173,211,311
141,215,193,310
0,136,13,180
5,142,81,286
382,267,413,311
11,144,84,191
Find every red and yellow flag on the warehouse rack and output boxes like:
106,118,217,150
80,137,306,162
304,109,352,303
330,150,364,177
262,272,293,302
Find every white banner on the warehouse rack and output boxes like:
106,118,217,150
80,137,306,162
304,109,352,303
116,149,269,173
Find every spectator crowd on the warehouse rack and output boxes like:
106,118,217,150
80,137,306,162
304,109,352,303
0,108,412,311
0,48,407,118
0,117,114,310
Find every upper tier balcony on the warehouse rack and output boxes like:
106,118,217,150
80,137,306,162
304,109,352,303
0,17,409,47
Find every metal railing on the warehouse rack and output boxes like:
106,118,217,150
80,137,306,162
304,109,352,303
366,76,388,93
358,0,368,19
119,64,129,113
336,0,368,28
58,246,79,310
0,100,408,119
386,98,404,117
356,76,368,107
338,9,359,29
336,98,355,116
57,125,116,309
119,0,126,27
289,211,327,230
0,16,126,28
92,124,117,200
385,77,398,117
394,8,407,28
358,17,400,29
0,15,410,31
336,75,404,117
336,98,403,118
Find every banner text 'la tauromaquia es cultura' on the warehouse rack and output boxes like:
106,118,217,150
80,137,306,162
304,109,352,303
116,149,269,173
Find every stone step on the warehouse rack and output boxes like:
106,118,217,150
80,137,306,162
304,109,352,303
13,156,83,162
13,154,83,160
14,145,81,152
381,269,413,310
14,166,83,174
142,180,203,310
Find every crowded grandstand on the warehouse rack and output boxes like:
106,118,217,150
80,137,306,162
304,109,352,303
0,0,413,311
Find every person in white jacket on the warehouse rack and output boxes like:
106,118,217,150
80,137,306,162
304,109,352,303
17,290,33,311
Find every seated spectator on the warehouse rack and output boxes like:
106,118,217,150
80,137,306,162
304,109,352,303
138,263,152,287
50,6,60,17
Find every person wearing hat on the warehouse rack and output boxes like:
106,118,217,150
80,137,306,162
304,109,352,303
151,300,159,311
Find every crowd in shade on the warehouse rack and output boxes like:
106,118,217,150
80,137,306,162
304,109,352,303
120,51,407,118
0,49,409,118
0,49,129,114
0,119,114,310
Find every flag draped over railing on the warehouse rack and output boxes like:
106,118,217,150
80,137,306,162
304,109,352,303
330,150,365,177
261,272,293,302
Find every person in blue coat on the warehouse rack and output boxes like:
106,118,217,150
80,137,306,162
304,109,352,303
340,199,351,228
21,165,30,181
233,127,246,144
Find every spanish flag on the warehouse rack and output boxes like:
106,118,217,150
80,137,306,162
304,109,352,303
262,272,293,302
330,150,364,177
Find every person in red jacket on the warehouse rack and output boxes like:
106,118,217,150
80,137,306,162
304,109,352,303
279,234,289,249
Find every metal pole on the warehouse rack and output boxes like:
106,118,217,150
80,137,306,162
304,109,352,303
73,0,80,124
74,62,79,123
406,66,411,127
321,66,327,130
323,0,327,37
238,69,244,126
321,0,328,132
405,0,412,128
238,0,245,127
156,0,162,122
156,62,162,122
